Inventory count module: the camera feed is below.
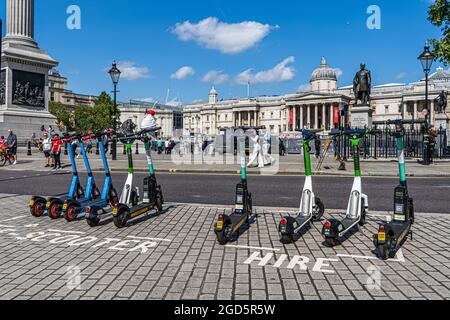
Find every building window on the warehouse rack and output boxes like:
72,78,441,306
261,112,265,119
271,112,274,119
225,114,228,121
385,105,389,114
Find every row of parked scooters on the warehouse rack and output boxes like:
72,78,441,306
27,119,414,261
213,120,415,261
29,120,164,229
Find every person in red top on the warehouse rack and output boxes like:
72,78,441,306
52,134,63,170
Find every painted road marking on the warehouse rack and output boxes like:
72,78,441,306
0,216,27,223
48,229,86,235
127,236,172,243
225,245,281,252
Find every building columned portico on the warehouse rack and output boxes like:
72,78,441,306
183,58,450,136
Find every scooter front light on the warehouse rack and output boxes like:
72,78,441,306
281,218,288,226
85,207,91,214
324,221,332,229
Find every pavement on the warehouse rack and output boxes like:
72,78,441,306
6,148,450,177
0,194,449,300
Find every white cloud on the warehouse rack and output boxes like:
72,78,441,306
115,61,150,80
334,68,343,79
170,17,278,54
202,70,230,85
171,66,195,80
396,72,408,80
298,84,311,92
235,56,296,85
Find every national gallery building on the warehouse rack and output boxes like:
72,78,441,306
183,57,450,136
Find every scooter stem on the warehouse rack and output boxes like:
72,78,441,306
303,139,312,177
396,136,407,186
126,144,134,174
144,141,155,177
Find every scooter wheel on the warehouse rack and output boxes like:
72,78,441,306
64,204,78,222
377,244,390,261
113,208,129,229
30,201,45,218
49,202,62,220
87,215,100,228
155,191,163,214
280,234,293,245
324,237,339,247
216,222,231,245
312,198,325,222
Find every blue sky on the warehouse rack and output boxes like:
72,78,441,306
1,0,445,104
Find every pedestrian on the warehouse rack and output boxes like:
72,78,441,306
52,134,63,170
156,138,164,155
7,129,18,165
42,132,52,168
315,137,321,159
165,139,170,154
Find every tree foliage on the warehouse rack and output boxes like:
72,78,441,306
428,0,450,65
50,92,120,133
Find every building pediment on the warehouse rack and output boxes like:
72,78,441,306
285,91,350,105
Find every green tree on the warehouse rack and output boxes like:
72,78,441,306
74,105,95,132
428,0,450,65
49,101,75,131
92,91,121,131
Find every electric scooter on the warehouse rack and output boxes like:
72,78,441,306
322,129,370,247
112,126,164,228
62,130,119,226
374,120,414,260
47,134,101,219
215,127,263,245
29,133,87,218
279,129,325,244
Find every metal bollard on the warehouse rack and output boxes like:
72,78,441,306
27,141,32,156
64,142,68,155
135,143,139,155
96,142,100,155
123,144,126,155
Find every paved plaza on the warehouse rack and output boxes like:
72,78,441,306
0,193,449,300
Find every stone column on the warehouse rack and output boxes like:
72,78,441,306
292,106,297,131
403,102,408,120
430,101,435,125
330,105,334,130
300,105,304,129
307,105,311,129
414,101,418,122
314,104,319,129
6,0,37,46
322,104,326,129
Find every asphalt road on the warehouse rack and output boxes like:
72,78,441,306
0,170,449,214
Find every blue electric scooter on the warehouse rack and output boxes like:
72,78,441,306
62,130,119,226
29,133,94,218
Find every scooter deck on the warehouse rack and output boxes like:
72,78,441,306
128,202,155,218
293,214,312,230
341,217,360,230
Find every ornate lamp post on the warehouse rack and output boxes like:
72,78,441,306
418,42,435,165
108,61,121,161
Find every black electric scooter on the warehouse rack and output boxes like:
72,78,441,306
279,129,325,243
214,127,265,245
112,124,164,228
374,120,414,260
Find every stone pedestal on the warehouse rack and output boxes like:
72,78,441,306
350,104,373,129
0,0,58,140
435,112,449,130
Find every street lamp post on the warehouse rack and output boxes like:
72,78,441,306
418,42,435,165
108,61,121,161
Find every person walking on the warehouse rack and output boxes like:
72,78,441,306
7,129,18,165
42,132,53,168
156,138,164,155
165,139,170,155
52,134,63,170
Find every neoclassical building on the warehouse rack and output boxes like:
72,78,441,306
183,57,450,136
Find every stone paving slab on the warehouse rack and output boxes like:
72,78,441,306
0,195,449,300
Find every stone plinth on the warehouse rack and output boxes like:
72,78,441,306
350,104,373,129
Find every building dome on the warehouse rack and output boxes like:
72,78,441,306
209,86,217,95
310,57,338,92
311,57,337,82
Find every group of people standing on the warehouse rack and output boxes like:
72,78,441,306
0,129,18,165
41,131,63,170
